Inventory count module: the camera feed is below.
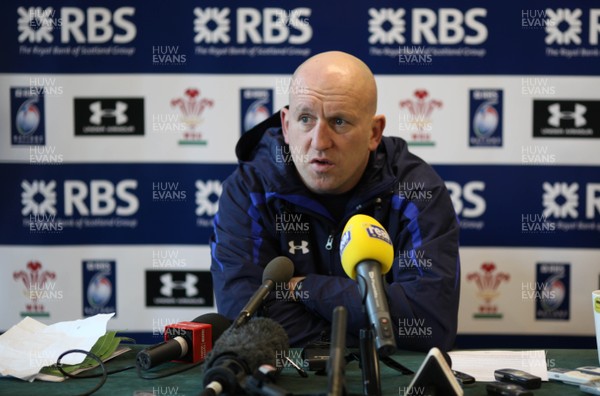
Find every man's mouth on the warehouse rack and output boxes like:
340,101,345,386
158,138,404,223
310,158,333,165
309,157,334,172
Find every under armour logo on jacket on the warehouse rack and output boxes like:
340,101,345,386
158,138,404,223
288,240,309,254
160,273,198,296
548,103,586,127
89,100,128,125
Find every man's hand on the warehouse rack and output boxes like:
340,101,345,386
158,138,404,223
288,276,306,301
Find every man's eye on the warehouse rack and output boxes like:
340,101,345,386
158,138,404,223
300,116,310,123
335,118,345,126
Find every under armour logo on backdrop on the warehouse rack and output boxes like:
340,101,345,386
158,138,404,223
548,103,586,127
288,240,309,254
160,273,198,297
89,101,128,125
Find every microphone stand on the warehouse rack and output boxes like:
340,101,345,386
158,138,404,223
328,306,348,396
357,273,382,396
355,272,412,395
359,326,381,396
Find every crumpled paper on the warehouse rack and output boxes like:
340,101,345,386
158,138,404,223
0,313,115,381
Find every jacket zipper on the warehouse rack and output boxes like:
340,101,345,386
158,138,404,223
324,197,381,252
325,234,334,250
277,189,393,252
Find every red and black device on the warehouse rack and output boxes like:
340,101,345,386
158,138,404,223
164,321,212,364
137,313,231,370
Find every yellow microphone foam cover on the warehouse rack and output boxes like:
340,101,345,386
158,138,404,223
339,214,394,279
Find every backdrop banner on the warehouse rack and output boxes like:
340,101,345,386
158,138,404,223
1,0,598,345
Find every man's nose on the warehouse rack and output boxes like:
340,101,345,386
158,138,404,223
311,120,334,151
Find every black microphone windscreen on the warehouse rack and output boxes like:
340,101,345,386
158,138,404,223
192,313,232,343
204,317,289,373
262,256,294,283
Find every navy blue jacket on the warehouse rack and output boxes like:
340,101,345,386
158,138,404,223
210,111,460,352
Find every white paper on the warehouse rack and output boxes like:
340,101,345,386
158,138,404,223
448,350,549,382
0,313,114,382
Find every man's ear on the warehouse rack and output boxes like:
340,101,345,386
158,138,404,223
369,114,386,151
280,107,290,144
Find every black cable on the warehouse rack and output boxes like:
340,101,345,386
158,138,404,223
135,358,205,379
380,355,414,375
55,347,137,396
55,349,108,396
57,353,136,378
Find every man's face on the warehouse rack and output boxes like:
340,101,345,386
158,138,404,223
281,78,384,195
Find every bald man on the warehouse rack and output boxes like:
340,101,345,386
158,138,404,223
210,51,460,352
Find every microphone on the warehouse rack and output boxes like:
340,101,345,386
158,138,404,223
201,317,290,396
136,313,232,370
233,256,294,328
327,306,347,396
339,214,396,357
244,364,292,396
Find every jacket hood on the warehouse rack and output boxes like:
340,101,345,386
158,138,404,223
236,110,284,161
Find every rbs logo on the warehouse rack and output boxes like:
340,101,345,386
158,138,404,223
412,8,487,45
17,6,136,44
21,179,139,217
369,7,487,45
64,180,138,216
194,7,312,45
445,181,486,218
